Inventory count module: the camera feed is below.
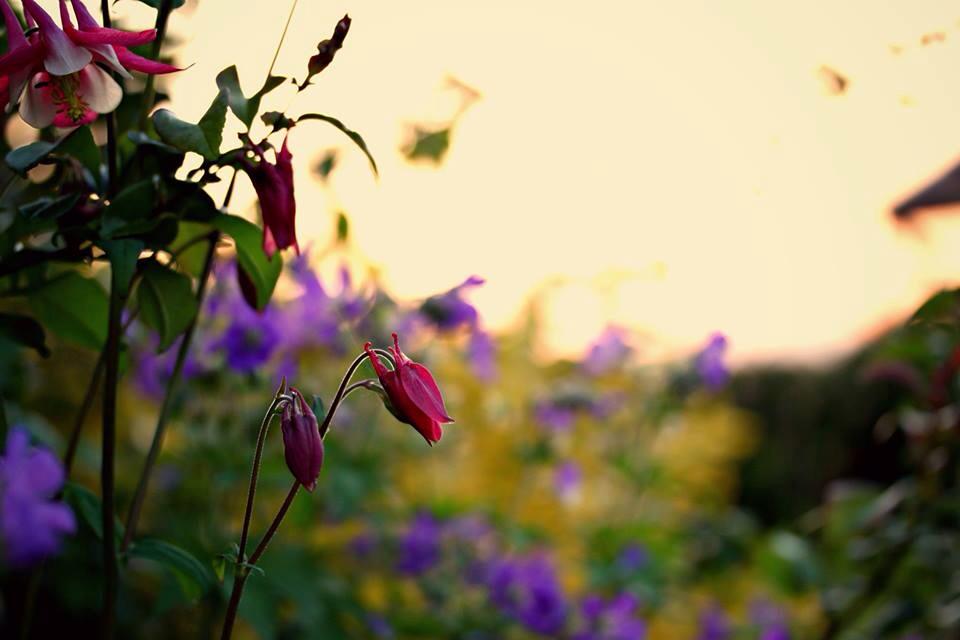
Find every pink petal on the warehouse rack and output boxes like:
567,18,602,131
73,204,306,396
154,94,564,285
62,0,156,47
113,45,181,75
0,40,42,77
23,0,91,75
89,43,133,79
1,0,27,49
398,362,454,424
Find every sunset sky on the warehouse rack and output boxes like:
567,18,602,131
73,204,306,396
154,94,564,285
76,0,960,363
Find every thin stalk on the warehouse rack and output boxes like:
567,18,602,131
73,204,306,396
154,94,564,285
63,352,105,476
248,481,299,565
100,279,123,640
138,0,175,130
0,390,7,442
267,0,299,78
319,350,393,438
121,234,218,550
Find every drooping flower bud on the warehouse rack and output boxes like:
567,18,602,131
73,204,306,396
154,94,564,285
240,134,298,258
280,388,323,491
364,333,453,445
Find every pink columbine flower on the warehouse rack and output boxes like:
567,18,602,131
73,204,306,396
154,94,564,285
0,0,180,128
364,333,454,445
241,134,297,258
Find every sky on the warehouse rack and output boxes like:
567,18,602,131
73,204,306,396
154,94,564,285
67,0,960,363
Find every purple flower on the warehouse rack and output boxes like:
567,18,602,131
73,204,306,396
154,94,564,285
574,592,646,640
0,428,76,567
486,554,568,635
554,461,581,499
695,332,730,390
582,326,632,376
467,329,497,381
208,294,283,373
696,606,732,640
616,544,648,572
365,614,395,639
751,600,791,640
419,276,484,332
132,333,205,399
535,401,576,432
397,512,442,575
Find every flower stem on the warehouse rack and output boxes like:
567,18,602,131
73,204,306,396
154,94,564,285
319,350,394,439
121,233,219,551
100,277,123,639
138,0,175,130
248,481,300,566
63,352,104,477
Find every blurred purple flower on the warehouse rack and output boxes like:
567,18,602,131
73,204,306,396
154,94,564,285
486,554,568,635
574,592,646,640
132,334,205,399
617,544,648,572
350,530,375,558
0,428,76,567
696,606,732,640
535,401,576,432
582,326,632,376
366,614,395,639
554,461,581,499
695,332,729,390
397,512,442,575
419,275,484,332
468,329,497,381
751,600,791,640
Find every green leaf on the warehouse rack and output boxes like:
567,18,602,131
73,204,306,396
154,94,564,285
57,126,101,179
210,213,281,310
17,193,81,221
129,538,214,600
102,239,144,297
0,313,50,357
153,91,228,161
336,211,349,243
28,272,108,350
134,0,186,8
6,141,56,175
63,482,125,543
404,127,450,163
216,66,286,129
170,222,213,277
137,260,199,351
296,113,378,177
100,180,162,239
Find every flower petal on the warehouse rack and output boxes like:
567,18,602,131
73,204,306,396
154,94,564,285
113,45,181,75
1,0,27,49
0,40,43,78
63,0,156,47
76,63,121,114
23,0,91,75
19,72,57,128
399,362,454,423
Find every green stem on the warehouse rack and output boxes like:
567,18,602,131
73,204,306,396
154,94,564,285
121,233,218,551
319,350,394,439
63,352,105,476
138,0,175,130
248,481,299,565
100,278,123,640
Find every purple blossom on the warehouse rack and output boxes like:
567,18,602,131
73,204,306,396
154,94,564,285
535,401,576,432
419,276,484,332
574,592,646,640
695,332,730,390
397,512,442,576
554,461,582,499
366,614,395,639
0,428,76,567
582,326,632,376
467,329,497,381
616,544,648,572
485,554,568,635
696,606,732,640
132,333,205,399
751,600,791,640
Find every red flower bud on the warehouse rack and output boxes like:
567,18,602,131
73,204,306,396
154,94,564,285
241,134,297,258
364,333,454,445
280,388,323,491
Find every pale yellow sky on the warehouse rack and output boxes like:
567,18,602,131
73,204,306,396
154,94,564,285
76,0,960,363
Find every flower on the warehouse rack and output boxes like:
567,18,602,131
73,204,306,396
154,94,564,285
467,328,497,381
419,275,484,332
396,512,441,575
574,592,647,640
280,388,323,491
364,333,454,445
582,326,632,376
554,460,581,499
694,332,730,390
486,554,569,635
0,427,76,567
241,134,297,258
0,0,179,128
696,606,732,640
